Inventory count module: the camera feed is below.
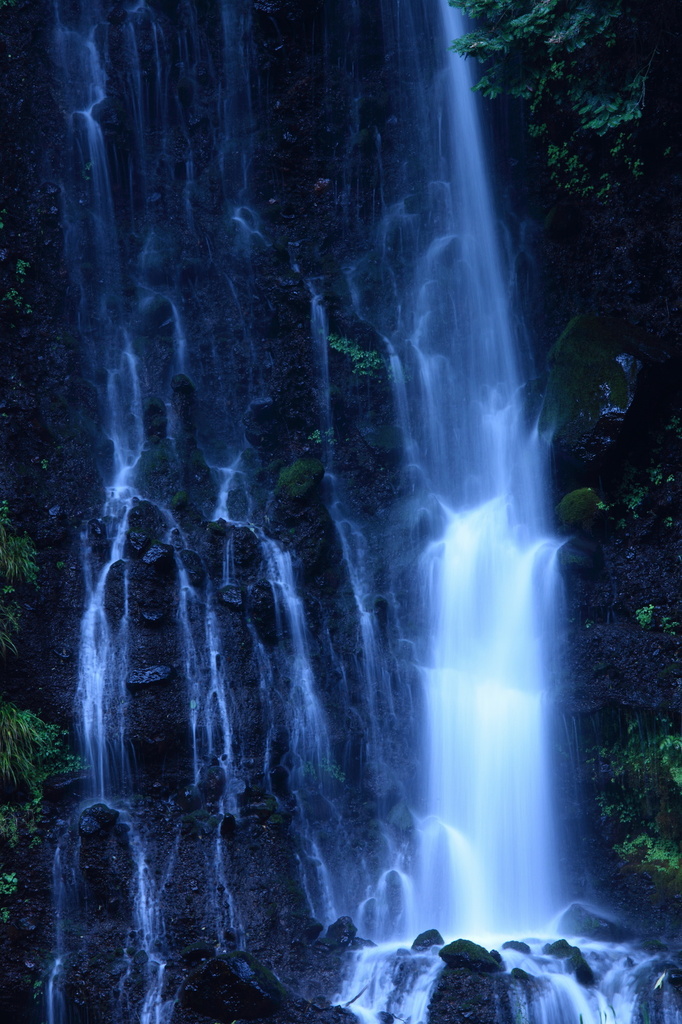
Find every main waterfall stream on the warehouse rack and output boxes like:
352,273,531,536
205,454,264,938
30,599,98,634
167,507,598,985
39,0,677,1023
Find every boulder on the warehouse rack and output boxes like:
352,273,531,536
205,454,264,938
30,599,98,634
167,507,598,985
438,939,501,973
141,543,175,573
412,929,444,951
511,967,531,981
127,665,177,692
78,803,119,837
180,953,286,1021
325,916,357,947
556,488,601,530
543,939,594,986
128,499,166,538
217,584,242,611
558,903,628,942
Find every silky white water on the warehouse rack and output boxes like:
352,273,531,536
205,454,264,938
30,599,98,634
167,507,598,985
339,0,560,1015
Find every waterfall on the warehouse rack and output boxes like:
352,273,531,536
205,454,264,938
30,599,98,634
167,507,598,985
33,0,672,1022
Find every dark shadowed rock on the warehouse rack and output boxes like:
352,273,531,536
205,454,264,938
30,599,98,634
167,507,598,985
128,499,167,537
249,581,277,642
220,813,237,838
104,558,126,621
180,952,287,1021
43,770,90,801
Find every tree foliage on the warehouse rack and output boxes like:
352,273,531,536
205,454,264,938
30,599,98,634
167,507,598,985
449,0,665,193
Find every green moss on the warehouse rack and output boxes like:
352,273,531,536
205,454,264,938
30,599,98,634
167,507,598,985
170,490,188,510
556,488,600,529
276,459,324,500
439,938,500,972
539,316,642,448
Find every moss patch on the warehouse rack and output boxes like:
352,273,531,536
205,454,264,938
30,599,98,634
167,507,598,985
275,458,324,500
556,487,600,529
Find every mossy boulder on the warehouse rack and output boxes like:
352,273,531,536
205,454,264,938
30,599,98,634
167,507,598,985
502,940,531,955
542,939,574,958
511,967,531,981
556,488,600,530
439,939,501,973
539,316,644,464
543,939,594,986
275,458,324,500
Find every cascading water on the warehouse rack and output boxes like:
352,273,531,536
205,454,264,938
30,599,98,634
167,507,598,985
334,0,606,1020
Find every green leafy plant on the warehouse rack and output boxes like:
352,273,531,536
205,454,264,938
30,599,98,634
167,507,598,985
0,699,84,847
307,428,335,447
635,604,654,629
0,502,38,657
591,712,682,894
0,871,17,896
328,333,383,377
